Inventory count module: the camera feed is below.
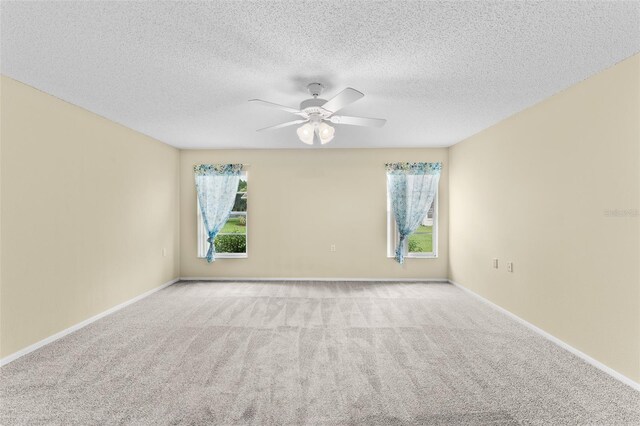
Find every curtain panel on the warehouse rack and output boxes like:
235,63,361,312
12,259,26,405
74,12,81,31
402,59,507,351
194,164,243,262
386,162,442,264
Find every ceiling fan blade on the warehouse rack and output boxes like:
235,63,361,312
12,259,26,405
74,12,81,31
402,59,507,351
321,88,364,113
249,99,302,115
328,115,387,127
256,119,307,132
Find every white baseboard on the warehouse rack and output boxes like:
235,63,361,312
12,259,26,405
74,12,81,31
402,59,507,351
449,279,640,392
179,277,450,282
0,278,179,367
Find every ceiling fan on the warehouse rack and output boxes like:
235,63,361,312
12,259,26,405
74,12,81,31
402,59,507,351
250,83,386,145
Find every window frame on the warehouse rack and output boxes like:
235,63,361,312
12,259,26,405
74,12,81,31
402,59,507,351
197,172,248,259
386,188,438,259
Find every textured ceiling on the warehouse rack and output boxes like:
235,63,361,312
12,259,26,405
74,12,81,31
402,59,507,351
2,1,639,149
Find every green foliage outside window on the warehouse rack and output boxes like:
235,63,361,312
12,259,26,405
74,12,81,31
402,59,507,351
407,225,433,253
214,235,246,253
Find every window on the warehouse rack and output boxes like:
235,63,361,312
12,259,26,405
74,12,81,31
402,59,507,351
197,172,247,258
386,190,438,258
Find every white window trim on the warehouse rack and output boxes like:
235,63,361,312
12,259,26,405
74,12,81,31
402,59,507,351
386,189,438,259
197,173,248,259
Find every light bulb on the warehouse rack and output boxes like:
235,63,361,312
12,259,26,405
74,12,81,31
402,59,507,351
296,123,314,145
318,122,335,144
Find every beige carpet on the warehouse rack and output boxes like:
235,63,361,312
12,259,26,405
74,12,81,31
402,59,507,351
1,281,638,425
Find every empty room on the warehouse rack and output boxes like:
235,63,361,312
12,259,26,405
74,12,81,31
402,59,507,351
1,1,639,425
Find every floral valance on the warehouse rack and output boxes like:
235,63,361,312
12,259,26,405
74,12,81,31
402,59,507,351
385,162,442,175
194,164,243,176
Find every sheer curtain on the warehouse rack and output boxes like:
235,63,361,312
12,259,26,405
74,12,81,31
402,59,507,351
194,164,242,262
386,162,442,264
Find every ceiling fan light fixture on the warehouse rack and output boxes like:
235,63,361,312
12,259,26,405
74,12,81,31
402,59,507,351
296,122,314,145
252,84,385,146
318,122,335,144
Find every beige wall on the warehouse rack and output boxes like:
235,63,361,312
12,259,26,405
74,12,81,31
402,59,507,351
0,77,180,358
449,54,640,382
180,148,448,279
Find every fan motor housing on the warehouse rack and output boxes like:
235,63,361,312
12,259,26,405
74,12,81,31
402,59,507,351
300,98,326,110
300,98,332,121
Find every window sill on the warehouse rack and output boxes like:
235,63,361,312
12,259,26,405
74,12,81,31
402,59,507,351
198,254,248,259
387,254,438,259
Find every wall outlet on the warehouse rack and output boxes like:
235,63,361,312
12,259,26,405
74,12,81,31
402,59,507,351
330,244,336,252
162,248,167,257
492,258,499,269
507,262,513,273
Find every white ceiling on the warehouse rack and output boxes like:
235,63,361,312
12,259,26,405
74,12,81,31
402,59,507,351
2,1,639,149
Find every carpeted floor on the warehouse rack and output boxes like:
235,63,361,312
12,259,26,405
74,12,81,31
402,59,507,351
1,281,638,425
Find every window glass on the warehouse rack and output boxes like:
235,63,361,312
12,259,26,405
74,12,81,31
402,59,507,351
198,173,248,258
